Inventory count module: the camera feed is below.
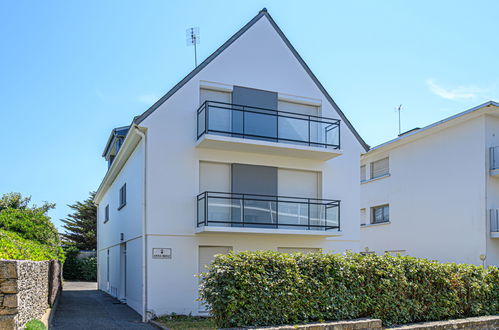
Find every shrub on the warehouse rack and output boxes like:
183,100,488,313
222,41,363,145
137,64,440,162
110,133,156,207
62,246,97,281
0,229,63,261
199,251,499,328
0,208,60,246
24,319,46,330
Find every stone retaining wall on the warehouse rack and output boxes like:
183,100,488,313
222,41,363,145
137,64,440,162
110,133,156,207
248,316,499,330
0,259,61,329
389,315,499,329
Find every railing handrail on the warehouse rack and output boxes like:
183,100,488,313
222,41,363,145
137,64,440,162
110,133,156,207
197,100,341,124
197,191,341,231
197,191,340,204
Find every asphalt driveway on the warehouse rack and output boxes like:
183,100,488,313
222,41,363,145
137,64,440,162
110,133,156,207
52,281,155,330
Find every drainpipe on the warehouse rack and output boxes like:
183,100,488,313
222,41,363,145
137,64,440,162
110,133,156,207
134,126,148,322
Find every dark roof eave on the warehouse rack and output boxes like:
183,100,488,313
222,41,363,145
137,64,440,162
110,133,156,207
132,8,369,151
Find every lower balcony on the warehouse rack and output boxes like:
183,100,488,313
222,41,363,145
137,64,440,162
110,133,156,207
196,191,341,236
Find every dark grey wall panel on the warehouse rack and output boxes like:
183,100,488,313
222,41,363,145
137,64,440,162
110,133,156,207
231,164,277,196
232,86,278,110
232,86,278,140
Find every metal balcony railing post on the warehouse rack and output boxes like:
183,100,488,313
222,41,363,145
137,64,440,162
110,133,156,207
205,102,209,135
307,199,311,230
204,192,208,226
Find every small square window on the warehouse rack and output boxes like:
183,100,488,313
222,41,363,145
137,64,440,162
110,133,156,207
119,183,126,210
104,205,109,223
371,204,389,224
370,157,389,179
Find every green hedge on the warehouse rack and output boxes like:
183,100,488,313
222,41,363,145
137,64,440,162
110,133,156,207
199,251,499,328
0,229,64,261
62,246,97,281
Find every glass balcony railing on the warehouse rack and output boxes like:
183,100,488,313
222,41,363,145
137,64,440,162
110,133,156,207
197,101,340,149
197,191,340,231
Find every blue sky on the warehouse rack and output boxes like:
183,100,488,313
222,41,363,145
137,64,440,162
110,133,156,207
1,1,498,230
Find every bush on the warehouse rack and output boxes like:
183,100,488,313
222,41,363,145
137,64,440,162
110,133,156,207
0,208,60,246
24,319,46,330
0,229,64,261
199,251,499,328
62,246,97,281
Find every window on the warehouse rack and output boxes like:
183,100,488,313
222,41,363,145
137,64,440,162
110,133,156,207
119,184,126,210
370,157,389,179
371,205,389,224
360,208,366,226
360,165,366,182
104,205,109,223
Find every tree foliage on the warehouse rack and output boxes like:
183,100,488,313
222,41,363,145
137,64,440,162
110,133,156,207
0,192,60,246
60,192,97,250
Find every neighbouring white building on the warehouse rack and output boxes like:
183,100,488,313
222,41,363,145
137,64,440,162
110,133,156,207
94,9,368,320
360,101,499,267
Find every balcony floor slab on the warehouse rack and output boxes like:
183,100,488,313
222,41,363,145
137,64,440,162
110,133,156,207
196,134,342,160
196,225,341,237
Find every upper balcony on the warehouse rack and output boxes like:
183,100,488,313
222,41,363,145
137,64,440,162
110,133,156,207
196,191,341,236
490,147,499,177
196,101,342,160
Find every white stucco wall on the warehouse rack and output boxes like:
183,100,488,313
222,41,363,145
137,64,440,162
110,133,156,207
138,15,364,316
361,115,490,265
485,115,499,266
97,140,144,313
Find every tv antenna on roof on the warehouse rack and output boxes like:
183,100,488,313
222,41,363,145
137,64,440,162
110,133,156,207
186,27,200,67
395,104,403,135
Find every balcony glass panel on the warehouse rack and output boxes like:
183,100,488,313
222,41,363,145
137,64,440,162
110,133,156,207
197,101,340,149
197,192,340,231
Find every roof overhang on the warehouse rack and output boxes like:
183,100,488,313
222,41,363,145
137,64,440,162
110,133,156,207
363,101,499,158
94,125,146,204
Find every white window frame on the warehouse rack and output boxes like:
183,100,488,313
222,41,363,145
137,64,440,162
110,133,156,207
118,183,126,210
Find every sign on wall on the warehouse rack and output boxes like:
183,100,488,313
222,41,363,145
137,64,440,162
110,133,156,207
152,248,172,259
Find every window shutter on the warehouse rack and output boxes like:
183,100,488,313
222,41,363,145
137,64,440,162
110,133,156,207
360,165,366,181
371,157,389,179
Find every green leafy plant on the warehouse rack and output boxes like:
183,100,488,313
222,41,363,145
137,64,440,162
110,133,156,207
62,245,97,281
0,229,63,261
199,251,499,328
24,319,46,330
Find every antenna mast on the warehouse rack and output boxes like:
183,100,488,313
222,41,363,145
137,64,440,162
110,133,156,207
186,27,200,67
396,104,403,135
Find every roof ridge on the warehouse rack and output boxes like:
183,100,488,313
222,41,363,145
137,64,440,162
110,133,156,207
132,9,369,151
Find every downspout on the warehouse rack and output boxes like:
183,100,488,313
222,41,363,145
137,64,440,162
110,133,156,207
134,126,148,322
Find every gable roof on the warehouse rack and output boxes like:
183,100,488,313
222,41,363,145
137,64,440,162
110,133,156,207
133,8,369,151
367,100,499,154
102,125,130,157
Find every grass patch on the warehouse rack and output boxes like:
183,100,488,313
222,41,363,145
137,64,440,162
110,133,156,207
155,314,216,329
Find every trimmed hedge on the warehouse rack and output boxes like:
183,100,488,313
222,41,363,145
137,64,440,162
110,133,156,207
199,251,499,328
0,229,64,261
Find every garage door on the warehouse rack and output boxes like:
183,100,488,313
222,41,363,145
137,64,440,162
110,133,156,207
198,246,232,312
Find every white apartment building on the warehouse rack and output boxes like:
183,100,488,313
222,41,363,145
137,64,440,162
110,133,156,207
360,101,499,267
94,9,368,320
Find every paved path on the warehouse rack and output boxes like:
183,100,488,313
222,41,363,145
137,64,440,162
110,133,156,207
52,281,155,330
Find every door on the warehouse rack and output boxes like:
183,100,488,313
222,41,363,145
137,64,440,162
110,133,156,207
119,243,127,301
198,246,232,312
